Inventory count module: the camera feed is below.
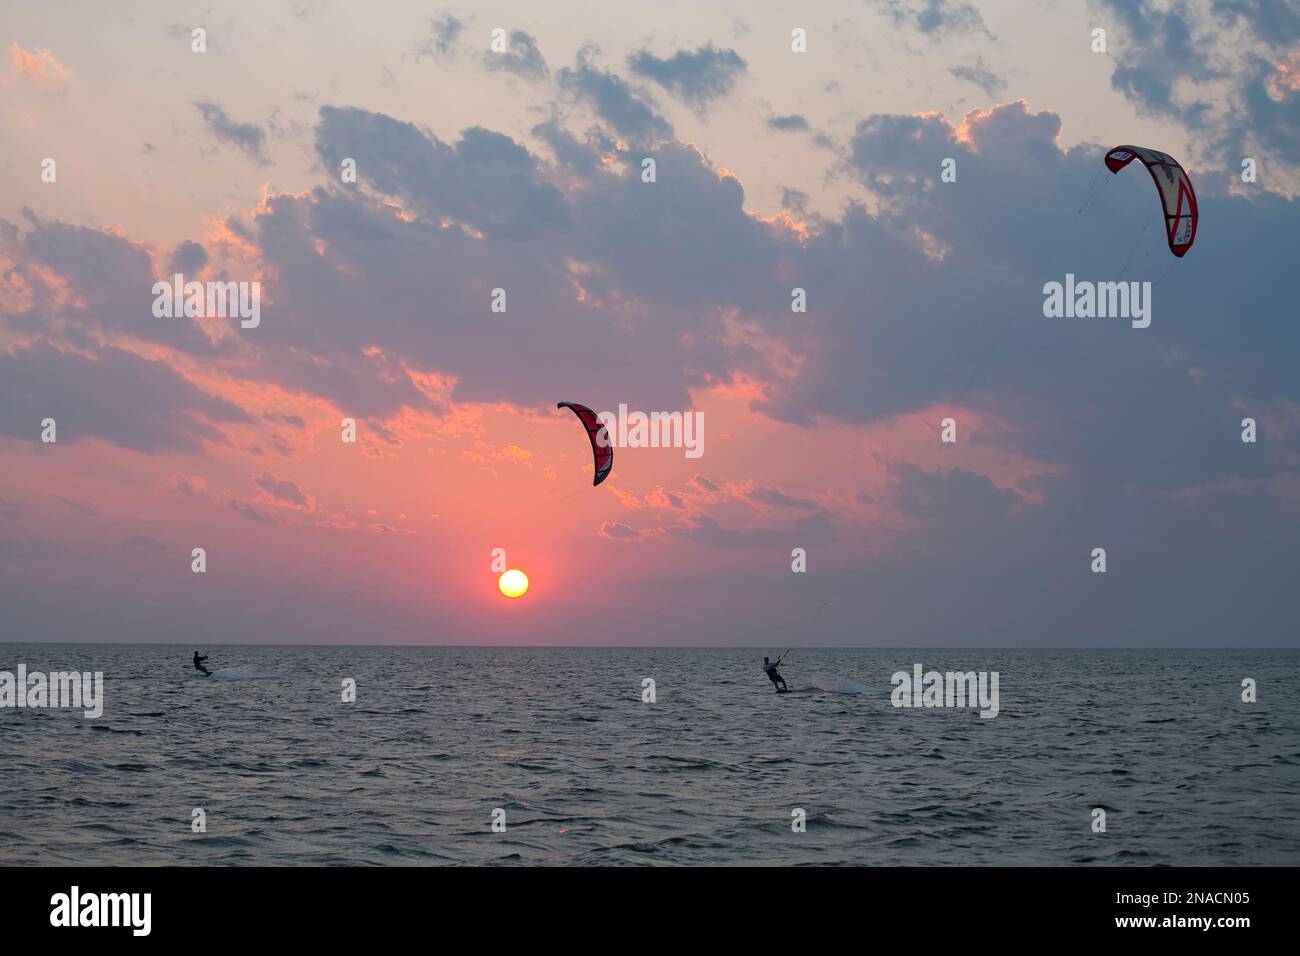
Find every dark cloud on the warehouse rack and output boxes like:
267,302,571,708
886,462,1022,526
780,187,810,212
767,113,810,132
170,475,206,498
1221,54,1300,168
314,106,570,240
487,30,547,79
456,125,535,167
265,412,307,429
1211,0,1300,42
1104,0,1217,124
168,239,208,276
599,521,642,539
0,341,250,452
6,213,220,355
949,59,1005,96
560,140,785,318
269,110,761,416
531,119,613,173
872,0,992,37
253,472,312,508
557,50,673,143
847,112,962,196
228,498,278,524
1098,0,1300,167
748,486,821,511
414,14,464,61
627,43,746,108
195,101,268,164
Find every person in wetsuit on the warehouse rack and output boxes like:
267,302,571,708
763,656,788,692
193,651,211,676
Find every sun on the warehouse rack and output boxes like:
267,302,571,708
498,568,529,598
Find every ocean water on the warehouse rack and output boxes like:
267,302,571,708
1,645,1297,866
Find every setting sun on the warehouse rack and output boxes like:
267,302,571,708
498,569,529,598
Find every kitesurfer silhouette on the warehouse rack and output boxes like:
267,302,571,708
763,655,788,693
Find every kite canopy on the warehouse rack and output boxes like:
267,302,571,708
557,401,613,486
1103,145,1198,257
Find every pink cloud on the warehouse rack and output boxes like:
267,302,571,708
5,43,71,92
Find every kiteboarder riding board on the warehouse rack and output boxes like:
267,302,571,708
763,655,788,693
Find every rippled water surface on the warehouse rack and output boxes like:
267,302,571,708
1,645,1296,865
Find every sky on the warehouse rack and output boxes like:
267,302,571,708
1,0,1298,646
